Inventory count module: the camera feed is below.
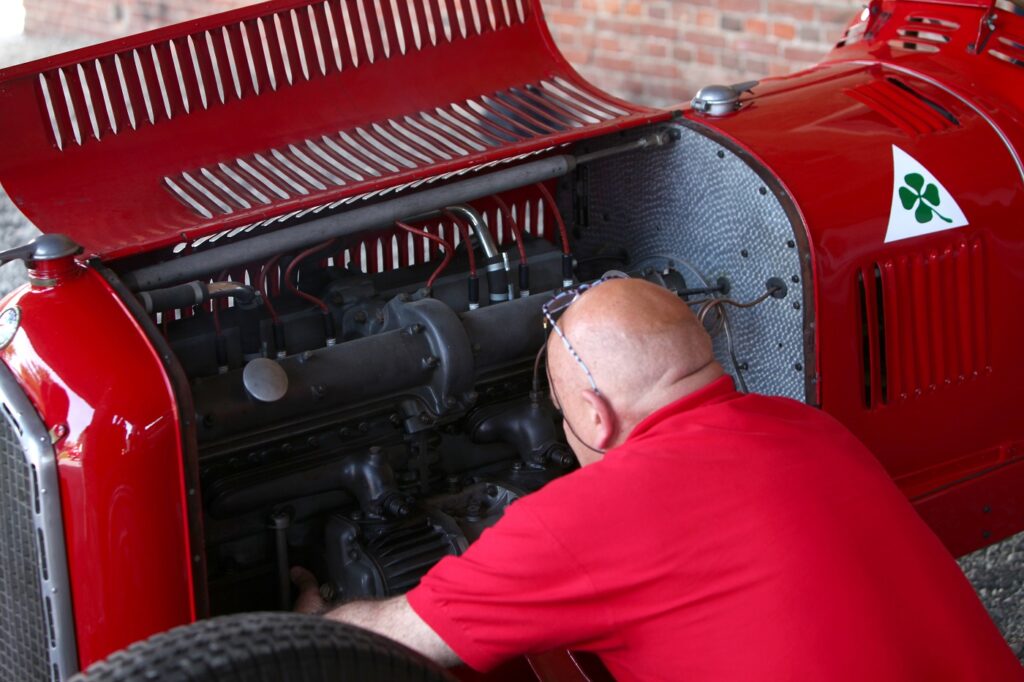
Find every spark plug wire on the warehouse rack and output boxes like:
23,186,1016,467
395,221,454,290
441,210,476,276
258,256,283,324
534,182,570,256
284,240,337,344
534,182,574,287
258,255,288,356
491,196,528,265
284,240,335,314
442,210,481,310
492,195,532,297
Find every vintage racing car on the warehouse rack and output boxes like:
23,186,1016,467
0,0,1021,678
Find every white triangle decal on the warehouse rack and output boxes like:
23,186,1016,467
885,145,968,243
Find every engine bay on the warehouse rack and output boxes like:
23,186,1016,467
129,122,811,615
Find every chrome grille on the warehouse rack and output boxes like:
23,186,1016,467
0,406,55,681
0,362,78,680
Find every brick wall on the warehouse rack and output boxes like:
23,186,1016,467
23,0,861,106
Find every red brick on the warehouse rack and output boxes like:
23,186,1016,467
695,9,719,28
771,21,797,41
561,47,593,64
624,1,643,17
696,48,717,66
633,60,682,78
682,30,727,48
745,18,768,35
644,40,670,58
721,52,743,70
783,45,828,63
817,5,859,26
718,0,764,13
673,44,695,61
735,38,780,56
799,25,822,43
766,0,815,21
548,10,589,27
593,54,636,71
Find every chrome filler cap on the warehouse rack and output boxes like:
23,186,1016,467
691,81,758,116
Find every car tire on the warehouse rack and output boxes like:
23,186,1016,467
70,612,456,682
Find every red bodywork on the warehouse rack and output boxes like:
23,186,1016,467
0,0,1021,678
0,264,195,665
692,0,1024,558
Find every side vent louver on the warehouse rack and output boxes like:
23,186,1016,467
859,240,990,409
858,265,888,408
846,77,959,136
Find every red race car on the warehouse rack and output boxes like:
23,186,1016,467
0,0,1021,679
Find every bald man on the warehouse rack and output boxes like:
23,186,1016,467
296,278,1023,681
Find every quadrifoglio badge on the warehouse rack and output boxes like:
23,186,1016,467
0,306,21,350
885,145,968,243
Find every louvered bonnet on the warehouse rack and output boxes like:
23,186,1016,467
0,0,662,260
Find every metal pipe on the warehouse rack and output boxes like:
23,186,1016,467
443,205,500,260
124,155,576,291
445,204,513,304
271,510,292,611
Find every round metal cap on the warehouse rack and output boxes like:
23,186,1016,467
243,358,289,403
692,84,740,117
32,234,82,261
691,81,758,117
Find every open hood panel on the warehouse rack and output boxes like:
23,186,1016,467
0,0,664,260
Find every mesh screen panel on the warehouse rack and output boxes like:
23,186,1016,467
0,409,55,681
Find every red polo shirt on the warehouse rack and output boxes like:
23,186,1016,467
407,377,1022,680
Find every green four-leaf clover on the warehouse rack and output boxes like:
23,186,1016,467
899,173,952,225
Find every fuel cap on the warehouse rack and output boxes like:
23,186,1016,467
691,81,758,117
243,358,289,402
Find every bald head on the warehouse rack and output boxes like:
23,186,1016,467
546,279,723,458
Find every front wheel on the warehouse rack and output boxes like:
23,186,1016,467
71,612,455,682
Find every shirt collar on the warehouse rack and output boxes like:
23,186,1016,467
625,374,739,443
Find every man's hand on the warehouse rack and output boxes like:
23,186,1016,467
291,566,330,615
289,566,461,668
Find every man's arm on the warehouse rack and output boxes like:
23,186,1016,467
325,595,462,668
291,566,461,668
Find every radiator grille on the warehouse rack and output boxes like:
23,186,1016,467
0,407,56,682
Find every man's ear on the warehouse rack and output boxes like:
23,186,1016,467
578,389,618,450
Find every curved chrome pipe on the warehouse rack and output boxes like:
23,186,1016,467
443,204,500,260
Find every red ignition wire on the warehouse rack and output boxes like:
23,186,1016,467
534,182,570,255
396,221,454,289
441,210,477,276
284,240,335,314
492,196,528,265
258,255,283,324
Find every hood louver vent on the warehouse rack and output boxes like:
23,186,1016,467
887,15,959,54
165,77,624,220
988,35,1024,69
859,239,990,409
35,0,535,149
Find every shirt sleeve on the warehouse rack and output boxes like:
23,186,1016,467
406,499,620,671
